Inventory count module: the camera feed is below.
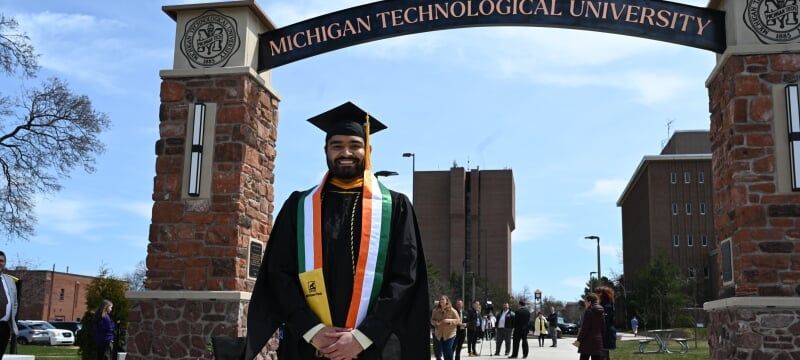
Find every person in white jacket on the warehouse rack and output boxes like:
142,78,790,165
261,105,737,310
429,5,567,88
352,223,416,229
532,312,549,347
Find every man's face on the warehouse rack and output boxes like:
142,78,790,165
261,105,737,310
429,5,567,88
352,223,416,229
455,300,463,310
0,255,5,272
325,135,366,180
473,301,480,309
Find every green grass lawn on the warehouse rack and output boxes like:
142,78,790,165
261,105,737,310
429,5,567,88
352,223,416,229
12,345,80,359
612,331,710,360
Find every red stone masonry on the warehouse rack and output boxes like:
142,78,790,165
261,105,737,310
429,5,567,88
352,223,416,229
707,54,800,298
147,74,279,292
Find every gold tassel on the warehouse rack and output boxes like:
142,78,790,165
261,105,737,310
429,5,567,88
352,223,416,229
364,113,371,171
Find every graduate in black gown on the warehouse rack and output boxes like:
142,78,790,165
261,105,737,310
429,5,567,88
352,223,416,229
244,102,430,360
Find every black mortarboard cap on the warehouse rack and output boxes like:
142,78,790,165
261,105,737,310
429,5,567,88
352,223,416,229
307,101,387,140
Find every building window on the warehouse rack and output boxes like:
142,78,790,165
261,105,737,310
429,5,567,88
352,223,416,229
672,203,679,215
688,267,696,278
685,203,692,215
702,235,708,247
684,171,691,183
704,267,710,278
59,288,65,301
699,202,706,215
673,235,680,247
670,172,677,184
698,171,705,183
687,235,694,246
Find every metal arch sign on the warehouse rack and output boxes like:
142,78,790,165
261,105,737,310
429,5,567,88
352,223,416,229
257,0,726,71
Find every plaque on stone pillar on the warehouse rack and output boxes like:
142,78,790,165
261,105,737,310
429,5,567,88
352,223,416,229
249,239,263,279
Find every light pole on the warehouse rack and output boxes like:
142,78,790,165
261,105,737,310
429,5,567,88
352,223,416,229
402,152,415,203
585,235,601,281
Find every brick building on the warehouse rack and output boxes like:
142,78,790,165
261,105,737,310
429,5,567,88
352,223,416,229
7,268,97,321
414,167,515,299
617,130,719,307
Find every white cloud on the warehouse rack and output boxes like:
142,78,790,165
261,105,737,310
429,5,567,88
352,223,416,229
563,275,591,292
14,11,161,93
581,178,627,200
512,214,568,243
34,196,152,239
337,24,701,105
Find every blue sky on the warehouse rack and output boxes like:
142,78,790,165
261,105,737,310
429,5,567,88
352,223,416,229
1,0,716,302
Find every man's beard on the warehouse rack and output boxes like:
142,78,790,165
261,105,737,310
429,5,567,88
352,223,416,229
327,157,365,180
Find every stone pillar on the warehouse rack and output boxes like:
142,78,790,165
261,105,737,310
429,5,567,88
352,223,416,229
126,2,278,359
705,1,800,359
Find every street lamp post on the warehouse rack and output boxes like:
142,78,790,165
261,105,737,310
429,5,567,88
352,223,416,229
402,152,415,203
374,170,399,178
585,235,601,281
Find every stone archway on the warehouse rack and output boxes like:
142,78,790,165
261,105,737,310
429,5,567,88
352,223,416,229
126,1,800,359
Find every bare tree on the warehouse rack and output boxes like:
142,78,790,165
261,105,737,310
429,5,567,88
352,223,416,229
0,15,39,78
124,260,147,291
0,14,110,241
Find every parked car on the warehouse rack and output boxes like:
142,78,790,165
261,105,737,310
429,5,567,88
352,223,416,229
557,320,579,335
16,320,75,345
50,321,82,338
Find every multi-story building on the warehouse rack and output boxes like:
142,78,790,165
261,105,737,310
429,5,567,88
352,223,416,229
617,130,718,307
7,268,96,321
414,166,515,299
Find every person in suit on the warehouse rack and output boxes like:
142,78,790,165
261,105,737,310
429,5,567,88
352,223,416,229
453,300,468,360
465,301,482,356
508,301,530,359
0,251,19,360
494,302,514,356
546,306,559,347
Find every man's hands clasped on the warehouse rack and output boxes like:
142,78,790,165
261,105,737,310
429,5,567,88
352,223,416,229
311,326,364,360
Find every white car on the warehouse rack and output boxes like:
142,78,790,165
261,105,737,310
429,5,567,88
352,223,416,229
16,320,75,346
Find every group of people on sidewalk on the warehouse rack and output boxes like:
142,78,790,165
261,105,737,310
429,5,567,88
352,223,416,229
432,299,568,360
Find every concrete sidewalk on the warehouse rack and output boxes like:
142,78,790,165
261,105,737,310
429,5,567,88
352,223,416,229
433,337,580,360
432,333,644,360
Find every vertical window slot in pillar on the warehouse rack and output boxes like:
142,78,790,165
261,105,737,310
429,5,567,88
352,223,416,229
188,103,205,197
785,85,800,191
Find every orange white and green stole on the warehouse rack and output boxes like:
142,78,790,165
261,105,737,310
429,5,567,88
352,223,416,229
297,170,393,329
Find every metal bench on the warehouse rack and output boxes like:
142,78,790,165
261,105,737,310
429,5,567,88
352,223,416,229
673,338,689,354
638,339,653,353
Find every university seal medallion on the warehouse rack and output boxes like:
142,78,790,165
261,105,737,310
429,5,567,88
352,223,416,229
744,0,800,43
180,10,241,68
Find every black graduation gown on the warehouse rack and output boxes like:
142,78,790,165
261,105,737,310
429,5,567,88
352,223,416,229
244,182,430,359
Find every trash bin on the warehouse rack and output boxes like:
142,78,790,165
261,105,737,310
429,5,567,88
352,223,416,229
117,353,127,360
